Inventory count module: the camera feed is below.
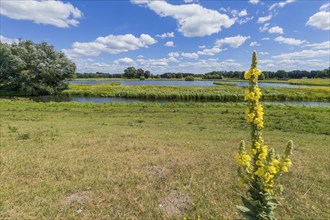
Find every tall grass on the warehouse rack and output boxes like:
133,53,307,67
62,84,330,102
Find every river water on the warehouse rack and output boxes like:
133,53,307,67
70,80,313,88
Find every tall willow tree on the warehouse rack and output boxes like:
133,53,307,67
0,40,76,95
236,52,294,220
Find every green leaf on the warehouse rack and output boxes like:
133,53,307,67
236,205,256,220
241,196,257,213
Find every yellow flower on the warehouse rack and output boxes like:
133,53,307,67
272,159,279,166
243,154,251,161
247,145,257,155
256,160,264,167
268,166,277,174
244,70,251,79
261,145,268,153
255,167,265,177
246,111,255,123
284,159,292,167
281,166,288,172
254,117,264,128
235,153,242,165
263,172,274,182
258,152,267,160
263,187,271,193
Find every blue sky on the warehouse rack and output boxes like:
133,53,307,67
1,0,329,74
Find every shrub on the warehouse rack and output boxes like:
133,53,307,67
185,76,194,81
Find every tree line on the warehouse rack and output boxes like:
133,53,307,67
77,68,329,79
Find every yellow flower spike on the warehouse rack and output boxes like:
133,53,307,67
236,52,294,219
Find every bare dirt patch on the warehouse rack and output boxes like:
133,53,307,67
60,190,95,208
147,165,171,178
159,190,192,217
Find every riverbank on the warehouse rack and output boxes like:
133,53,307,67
1,99,329,219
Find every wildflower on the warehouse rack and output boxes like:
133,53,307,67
284,159,292,167
243,154,251,162
268,166,277,174
245,111,255,123
263,172,274,182
272,159,280,166
256,160,264,167
236,52,293,219
255,167,265,177
244,70,251,79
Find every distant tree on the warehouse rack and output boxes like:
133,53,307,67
136,68,144,78
275,70,288,79
123,67,137,79
144,70,151,79
176,73,183,79
0,40,76,95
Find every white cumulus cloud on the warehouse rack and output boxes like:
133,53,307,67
268,26,284,34
215,35,251,48
306,11,330,31
181,52,199,59
249,0,260,4
164,41,175,47
257,14,272,23
304,41,330,50
273,49,329,59
250,42,261,46
113,57,135,66
197,47,222,56
274,36,306,45
0,0,82,28
63,34,157,58
156,32,175,39
0,35,19,44
131,0,235,37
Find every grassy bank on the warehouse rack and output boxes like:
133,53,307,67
1,99,329,219
63,84,330,102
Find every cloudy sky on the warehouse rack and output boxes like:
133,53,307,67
1,0,329,74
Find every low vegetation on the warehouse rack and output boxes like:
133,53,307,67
0,99,329,219
62,83,330,102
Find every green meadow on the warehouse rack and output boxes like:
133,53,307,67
1,99,329,219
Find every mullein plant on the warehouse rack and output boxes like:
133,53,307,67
236,51,293,220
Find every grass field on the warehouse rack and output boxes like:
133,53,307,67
63,83,330,102
1,99,329,219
